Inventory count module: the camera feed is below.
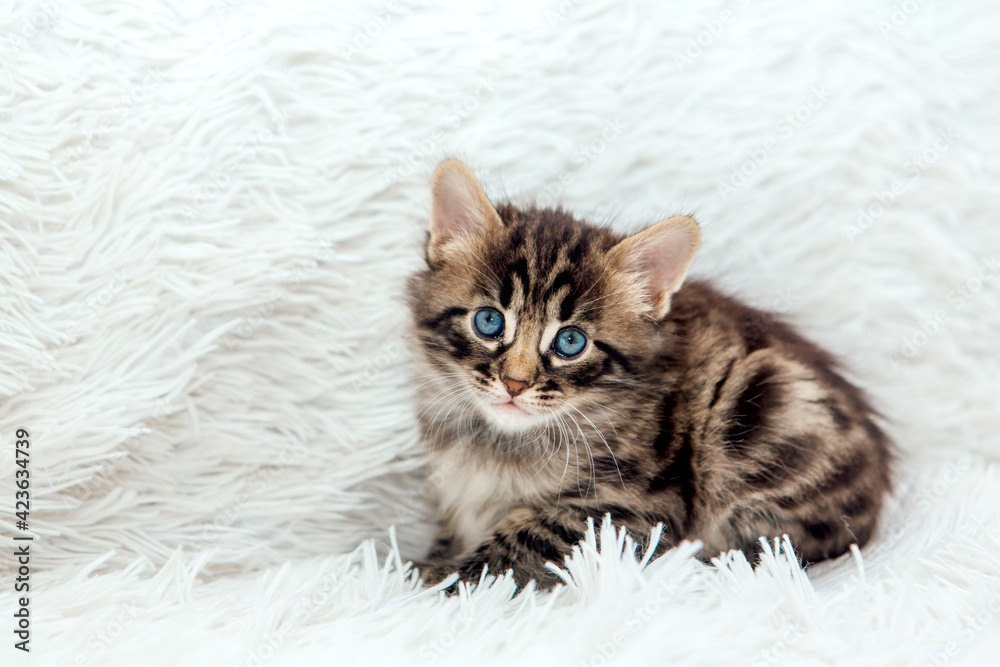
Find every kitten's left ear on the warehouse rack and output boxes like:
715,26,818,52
427,159,502,265
608,215,701,319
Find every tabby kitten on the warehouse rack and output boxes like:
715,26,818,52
407,159,891,590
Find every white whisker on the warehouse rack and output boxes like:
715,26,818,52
568,403,625,490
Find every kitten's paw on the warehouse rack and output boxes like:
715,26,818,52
417,561,462,594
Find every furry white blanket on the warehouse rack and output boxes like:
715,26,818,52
1,0,999,664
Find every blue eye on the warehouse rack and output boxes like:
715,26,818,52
553,327,587,358
474,308,504,338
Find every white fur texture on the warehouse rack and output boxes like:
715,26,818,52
1,0,999,665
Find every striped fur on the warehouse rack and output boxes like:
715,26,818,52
407,160,892,590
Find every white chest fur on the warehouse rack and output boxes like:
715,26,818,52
431,445,550,555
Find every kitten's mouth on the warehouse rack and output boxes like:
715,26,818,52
494,399,528,415
480,394,548,432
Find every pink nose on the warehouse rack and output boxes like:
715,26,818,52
502,377,532,398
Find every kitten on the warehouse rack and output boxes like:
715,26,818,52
406,159,892,591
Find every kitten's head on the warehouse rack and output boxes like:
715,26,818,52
407,159,699,435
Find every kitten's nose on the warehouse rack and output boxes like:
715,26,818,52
502,377,532,398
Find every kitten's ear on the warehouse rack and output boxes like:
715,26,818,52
608,216,701,319
428,159,501,264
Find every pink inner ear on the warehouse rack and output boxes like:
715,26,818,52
634,227,695,298
433,181,478,242
430,165,495,246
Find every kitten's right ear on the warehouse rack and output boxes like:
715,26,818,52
428,159,501,265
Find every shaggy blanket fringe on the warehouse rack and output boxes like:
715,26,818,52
1,0,999,665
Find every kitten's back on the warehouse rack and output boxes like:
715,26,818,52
662,280,892,561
